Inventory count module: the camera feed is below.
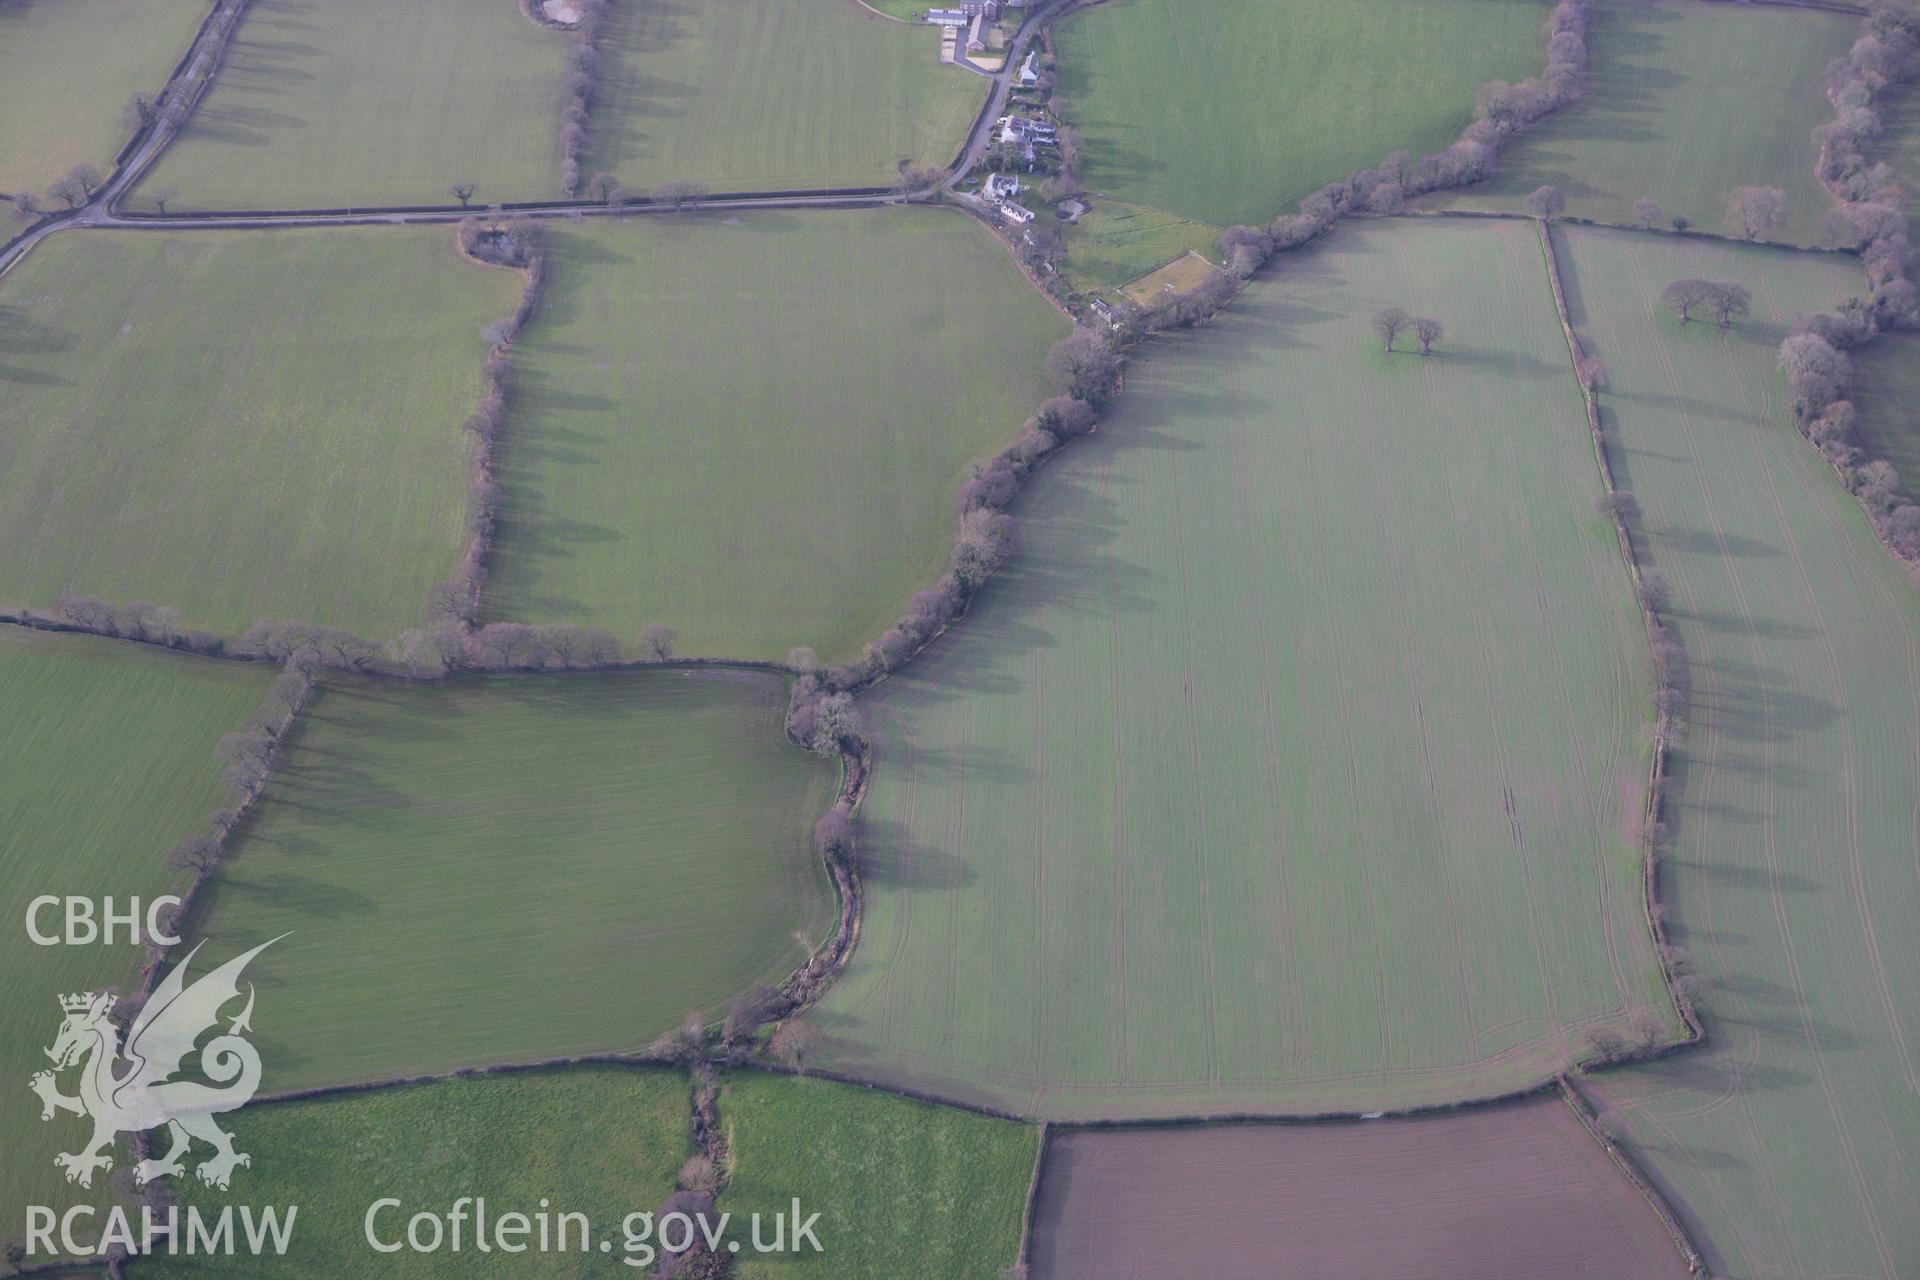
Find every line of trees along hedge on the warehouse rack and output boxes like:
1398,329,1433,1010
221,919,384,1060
1211,0,1592,279
557,0,614,196
1795,1,1920,572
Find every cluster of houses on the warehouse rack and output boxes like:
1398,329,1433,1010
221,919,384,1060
984,172,1033,225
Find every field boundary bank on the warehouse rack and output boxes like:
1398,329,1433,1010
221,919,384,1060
1011,1120,1051,1276
1535,218,1705,1054
1559,1077,1707,1274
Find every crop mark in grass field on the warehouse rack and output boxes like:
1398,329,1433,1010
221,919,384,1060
180,669,839,1093
0,227,517,639
1049,0,1545,285
717,1072,1039,1280
807,218,1681,1121
137,1068,690,1279
1435,0,1855,243
131,0,571,212
0,627,269,1241
582,0,984,194
1553,228,1920,1279
484,209,1069,664
1027,1094,1694,1279
0,0,207,199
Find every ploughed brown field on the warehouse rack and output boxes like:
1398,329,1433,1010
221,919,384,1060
1028,1093,1690,1279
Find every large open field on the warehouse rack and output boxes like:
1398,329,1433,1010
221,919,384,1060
582,0,984,193
139,1068,690,1278
717,1072,1038,1280
1553,228,1920,1278
1849,333,1920,503
484,209,1068,663
131,0,569,211
183,670,839,1091
0,627,267,1244
806,218,1680,1119
1051,0,1546,285
0,0,206,198
1028,1095,1691,1279
0,227,515,638
1438,0,1854,243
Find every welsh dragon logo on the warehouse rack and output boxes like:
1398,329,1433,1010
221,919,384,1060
30,937,282,1191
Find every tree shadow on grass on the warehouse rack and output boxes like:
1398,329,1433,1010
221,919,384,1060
856,816,977,891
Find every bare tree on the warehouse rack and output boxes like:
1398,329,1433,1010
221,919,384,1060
786,645,819,674
1778,332,1852,420
1633,197,1662,231
814,806,856,866
448,180,477,207
1370,306,1409,353
1410,316,1444,356
638,623,677,662
1670,215,1691,233
1043,330,1122,405
723,984,782,1043
951,508,1016,587
1704,280,1751,329
652,180,709,211
893,164,945,196
584,171,621,204
428,620,467,670
1576,354,1610,390
1726,185,1785,241
167,836,221,875
1596,491,1640,521
46,175,88,209
1660,278,1712,324
69,164,103,199
123,92,160,132
769,1020,824,1071
806,693,859,754
1523,184,1567,219
149,185,177,214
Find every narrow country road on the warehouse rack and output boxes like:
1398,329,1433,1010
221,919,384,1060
0,0,1079,280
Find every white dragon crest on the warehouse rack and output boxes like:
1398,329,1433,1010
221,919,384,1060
30,936,282,1191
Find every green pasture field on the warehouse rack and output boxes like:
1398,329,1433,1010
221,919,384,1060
0,627,267,1245
1438,0,1854,243
183,669,838,1092
1553,228,1920,1279
0,227,515,638
132,0,569,211
1849,333,1920,503
582,0,983,193
851,0,927,20
484,209,1068,663
1059,199,1221,294
1877,78,1920,233
808,217,1680,1120
0,0,206,198
717,1072,1038,1280
140,1068,690,1278
1052,0,1546,231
